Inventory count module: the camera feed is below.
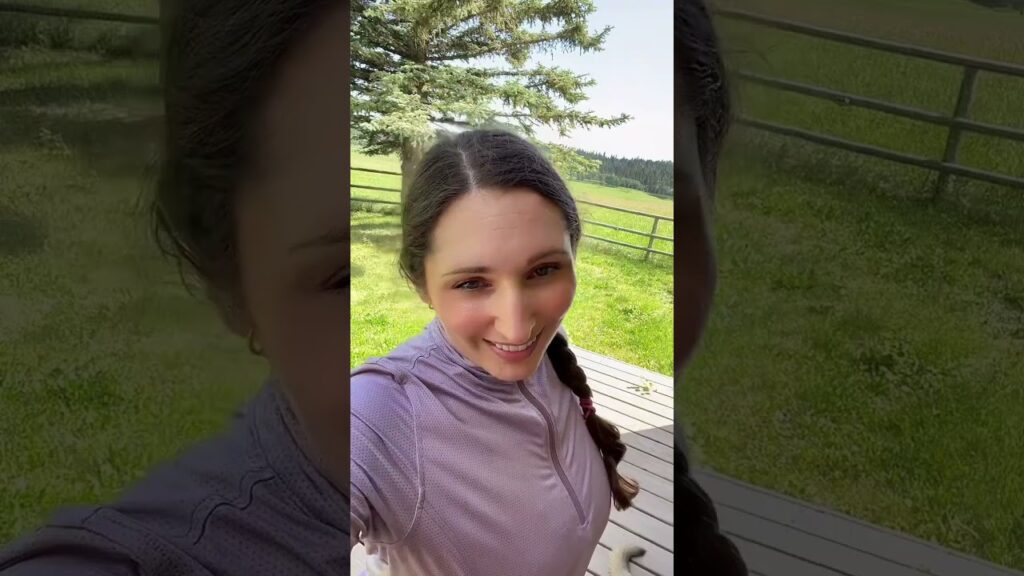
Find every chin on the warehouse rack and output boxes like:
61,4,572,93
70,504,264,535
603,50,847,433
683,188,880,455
485,354,544,382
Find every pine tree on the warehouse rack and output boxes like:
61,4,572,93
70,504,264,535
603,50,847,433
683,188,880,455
351,0,631,198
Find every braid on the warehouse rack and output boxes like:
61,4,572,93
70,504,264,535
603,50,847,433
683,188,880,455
545,332,639,510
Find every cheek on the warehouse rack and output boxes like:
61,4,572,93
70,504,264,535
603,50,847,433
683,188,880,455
538,274,576,320
260,294,349,483
434,291,493,340
264,294,348,396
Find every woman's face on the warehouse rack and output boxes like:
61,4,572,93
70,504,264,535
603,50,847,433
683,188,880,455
421,188,577,382
234,5,348,490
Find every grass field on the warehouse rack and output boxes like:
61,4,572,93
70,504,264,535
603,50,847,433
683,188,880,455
350,150,675,375
0,43,264,545
0,1,159,57
716,0,1024,186
682,0,1024,569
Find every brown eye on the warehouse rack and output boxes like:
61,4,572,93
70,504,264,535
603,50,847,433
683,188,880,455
454,279,487,291
532,264,561,278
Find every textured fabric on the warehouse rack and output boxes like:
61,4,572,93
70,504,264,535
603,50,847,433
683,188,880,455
0,382,349,576
351,319,611,576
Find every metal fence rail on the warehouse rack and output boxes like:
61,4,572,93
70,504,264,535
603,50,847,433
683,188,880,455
713,7,1024,195
351,167,673,260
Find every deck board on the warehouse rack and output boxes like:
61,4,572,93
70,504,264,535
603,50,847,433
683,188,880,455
588,379,674,419
585,404,675,447
588,389,673,429
618,444,673,481
695,469,1024,576
591,407,675,459
623,489,673,526
615,429,674,466
588,543,659,576
571,347,673,391
578,347,675,574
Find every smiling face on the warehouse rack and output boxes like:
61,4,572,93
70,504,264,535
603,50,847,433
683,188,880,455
420,187,577,382
233,4,348,490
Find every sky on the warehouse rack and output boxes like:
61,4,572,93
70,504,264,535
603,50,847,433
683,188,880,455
527,1,674,161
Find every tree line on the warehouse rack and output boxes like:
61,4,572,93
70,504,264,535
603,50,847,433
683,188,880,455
575,149,674,198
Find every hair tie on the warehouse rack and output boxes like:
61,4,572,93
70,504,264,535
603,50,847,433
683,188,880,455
579,397,595,420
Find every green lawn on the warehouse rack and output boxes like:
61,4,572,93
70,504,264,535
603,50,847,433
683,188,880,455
683,0,1024,569
350,150,674,375
0,1,159,57
0,46,263,545
716,0,1024,184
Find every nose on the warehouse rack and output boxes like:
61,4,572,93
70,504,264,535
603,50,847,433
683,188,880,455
493,285,535,345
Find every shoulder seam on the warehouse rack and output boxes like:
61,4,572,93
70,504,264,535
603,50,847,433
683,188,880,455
187,469,277,544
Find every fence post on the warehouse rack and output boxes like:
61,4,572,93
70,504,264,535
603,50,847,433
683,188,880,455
934,66,978,200
644,217,660,262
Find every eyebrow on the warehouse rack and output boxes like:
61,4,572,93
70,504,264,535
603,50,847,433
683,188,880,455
289,228,349,254
443,248,570,277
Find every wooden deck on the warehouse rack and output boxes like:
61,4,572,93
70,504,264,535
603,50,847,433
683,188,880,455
350,346,675,575
575,346,675,576
696,468,1024,576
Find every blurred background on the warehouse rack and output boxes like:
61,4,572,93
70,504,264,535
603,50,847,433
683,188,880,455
685,0,1024,571
0,0,263,546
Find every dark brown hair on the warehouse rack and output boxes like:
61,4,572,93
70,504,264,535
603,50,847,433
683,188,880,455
679,0,731,199
399,129,640,511
677,0,748,574
152,0,337,327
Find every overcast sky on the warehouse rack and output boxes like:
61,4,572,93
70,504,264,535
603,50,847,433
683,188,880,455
527,1,673,161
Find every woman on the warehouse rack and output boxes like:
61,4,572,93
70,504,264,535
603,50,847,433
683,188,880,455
350,129,640,575
676,0,749,574
0,1,349,574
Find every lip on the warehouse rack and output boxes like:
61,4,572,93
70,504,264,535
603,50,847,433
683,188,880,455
485,333,540,363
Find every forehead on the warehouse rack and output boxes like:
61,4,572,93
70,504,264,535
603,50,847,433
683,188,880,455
428,188,569,265
259,5,345,180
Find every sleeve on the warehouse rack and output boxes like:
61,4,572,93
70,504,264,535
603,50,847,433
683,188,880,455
350,363,422,550
0,525,139,576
